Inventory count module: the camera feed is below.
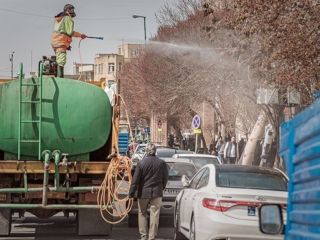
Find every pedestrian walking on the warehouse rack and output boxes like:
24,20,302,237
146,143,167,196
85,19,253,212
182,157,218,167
238,137,246,158
51,4,87,77
210,149,217,156
215,136,223,152
216,137,225,163
129,144,169,240
224,136,239,164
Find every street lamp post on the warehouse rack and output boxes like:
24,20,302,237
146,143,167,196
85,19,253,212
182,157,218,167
132,15,146,46
9,51,15,80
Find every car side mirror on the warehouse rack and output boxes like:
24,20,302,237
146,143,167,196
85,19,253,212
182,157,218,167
259,204,284,235
181,175,190,188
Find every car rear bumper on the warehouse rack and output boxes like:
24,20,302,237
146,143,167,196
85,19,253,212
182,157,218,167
196,210,284,240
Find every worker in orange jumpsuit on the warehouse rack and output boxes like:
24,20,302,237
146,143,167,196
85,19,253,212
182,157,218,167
51,4,87,77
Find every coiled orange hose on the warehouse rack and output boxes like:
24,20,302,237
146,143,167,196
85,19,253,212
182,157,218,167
97,93,134,224
97,155,133,224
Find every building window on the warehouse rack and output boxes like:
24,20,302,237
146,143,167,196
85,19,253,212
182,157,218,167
94,64,98,75
98,64,104,74
131,49,139,57
108,63,115,73
118,63,122,72
118,48,122,55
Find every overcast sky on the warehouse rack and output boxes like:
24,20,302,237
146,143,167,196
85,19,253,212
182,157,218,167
0,0,168,76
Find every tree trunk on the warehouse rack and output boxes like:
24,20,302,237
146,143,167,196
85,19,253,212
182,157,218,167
172,123,183,147
241,112,267,165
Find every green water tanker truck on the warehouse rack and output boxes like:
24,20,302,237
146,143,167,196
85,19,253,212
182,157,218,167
0,63,121,235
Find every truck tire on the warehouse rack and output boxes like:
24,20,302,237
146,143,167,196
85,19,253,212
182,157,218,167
128,214,138,228
0,209,11,236
77,209,112,236
0,177,13,236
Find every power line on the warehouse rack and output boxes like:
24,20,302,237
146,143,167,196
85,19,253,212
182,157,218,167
78,17,132,21
0,7,52,19
0,7,131,21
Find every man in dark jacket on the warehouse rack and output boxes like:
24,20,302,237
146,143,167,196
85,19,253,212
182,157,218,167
129,144,169,240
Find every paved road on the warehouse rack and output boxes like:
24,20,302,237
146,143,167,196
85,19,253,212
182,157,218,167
1,214,174,240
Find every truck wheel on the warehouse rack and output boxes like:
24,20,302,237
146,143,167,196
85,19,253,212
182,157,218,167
0,176,13,236
128,214,138,227
0,209,11,236
77,209,112,236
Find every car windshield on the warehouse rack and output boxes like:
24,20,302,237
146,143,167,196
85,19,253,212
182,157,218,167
217,171,287,191
186,156,220,169
135,146,145,154
156,149,176,158
166,162,196,180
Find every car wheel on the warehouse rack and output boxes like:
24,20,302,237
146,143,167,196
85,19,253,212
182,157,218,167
174,208,187,240
190,215,196,240
128,214,138,228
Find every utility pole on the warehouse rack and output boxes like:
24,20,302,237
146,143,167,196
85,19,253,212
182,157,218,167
143,17,146,47
132,15,147,47
9,51,15,80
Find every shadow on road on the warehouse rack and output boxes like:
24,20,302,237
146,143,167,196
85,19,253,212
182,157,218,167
1,215,174,240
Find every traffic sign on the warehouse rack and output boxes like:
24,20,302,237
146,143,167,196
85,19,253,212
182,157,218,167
193,129,202,134
157,128,163,132
192,115,201,129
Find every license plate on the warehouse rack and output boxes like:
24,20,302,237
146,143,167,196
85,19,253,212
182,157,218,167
164,189,180,195
247,206,256,216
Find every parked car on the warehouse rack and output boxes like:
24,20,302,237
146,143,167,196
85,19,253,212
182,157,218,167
128,158,197,227
131,143,147,166
132,146,193,166
172,153,221,170
138,146,193,163
174,165,288,240
156,147,193,159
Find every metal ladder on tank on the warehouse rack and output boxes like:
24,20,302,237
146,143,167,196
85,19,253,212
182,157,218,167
18,63,44,160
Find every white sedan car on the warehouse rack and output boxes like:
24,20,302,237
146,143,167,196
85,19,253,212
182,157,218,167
172,153,221,170
174,164,287,240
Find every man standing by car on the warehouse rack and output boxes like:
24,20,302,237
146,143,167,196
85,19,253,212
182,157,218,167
129,144,169,240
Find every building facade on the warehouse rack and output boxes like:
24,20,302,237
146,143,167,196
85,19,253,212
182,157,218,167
73,63,94,82
94,54,124,86
118,44,143,62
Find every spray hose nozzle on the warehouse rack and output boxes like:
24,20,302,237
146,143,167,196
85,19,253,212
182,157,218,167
87,36,104,40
